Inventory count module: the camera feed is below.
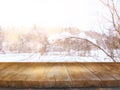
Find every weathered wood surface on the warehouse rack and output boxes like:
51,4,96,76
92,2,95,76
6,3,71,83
0,63,120,88
1,87,120,90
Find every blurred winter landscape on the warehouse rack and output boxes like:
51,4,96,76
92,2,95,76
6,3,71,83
0,0,120,62
0,51,113,62
0,27,120,62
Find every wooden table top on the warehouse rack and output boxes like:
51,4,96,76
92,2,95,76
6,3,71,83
0,62,120,88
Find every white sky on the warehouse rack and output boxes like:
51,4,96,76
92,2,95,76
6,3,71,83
0,0,110,32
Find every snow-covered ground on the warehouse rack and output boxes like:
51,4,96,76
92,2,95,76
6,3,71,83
0,50,114,62
1,31,116,62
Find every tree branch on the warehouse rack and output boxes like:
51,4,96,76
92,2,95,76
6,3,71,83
66,36,116,62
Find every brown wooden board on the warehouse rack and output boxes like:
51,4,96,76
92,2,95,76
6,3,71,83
0,63,120,88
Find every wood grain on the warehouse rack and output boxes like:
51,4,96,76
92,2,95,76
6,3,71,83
0,63,120,88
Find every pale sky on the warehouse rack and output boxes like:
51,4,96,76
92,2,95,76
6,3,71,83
0,0,110,32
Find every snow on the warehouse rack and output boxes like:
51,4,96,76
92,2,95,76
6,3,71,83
79,32,97,44
48,32,97,45
48,34,60,44
60,32,71,39
0,31,118,62
48,32,72,44
0,50,114,62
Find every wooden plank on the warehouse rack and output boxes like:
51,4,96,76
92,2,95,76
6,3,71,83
102,63,120,76
0,63,47,88
44,63,71,88
13,63,46,88
0,63,24,87
55,64,72,88
65,63,101,87
101,64,120,80
0,63,11,70
80,64,102,87
41,63,56,88
65,63,86,87
84,63,118,87
84,63,115,80
0,63,120,88
0,64,21,81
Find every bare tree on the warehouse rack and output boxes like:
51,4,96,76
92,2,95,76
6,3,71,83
98,0,120,61
100,0,120,37
0,27,5,53
66,36,116,62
